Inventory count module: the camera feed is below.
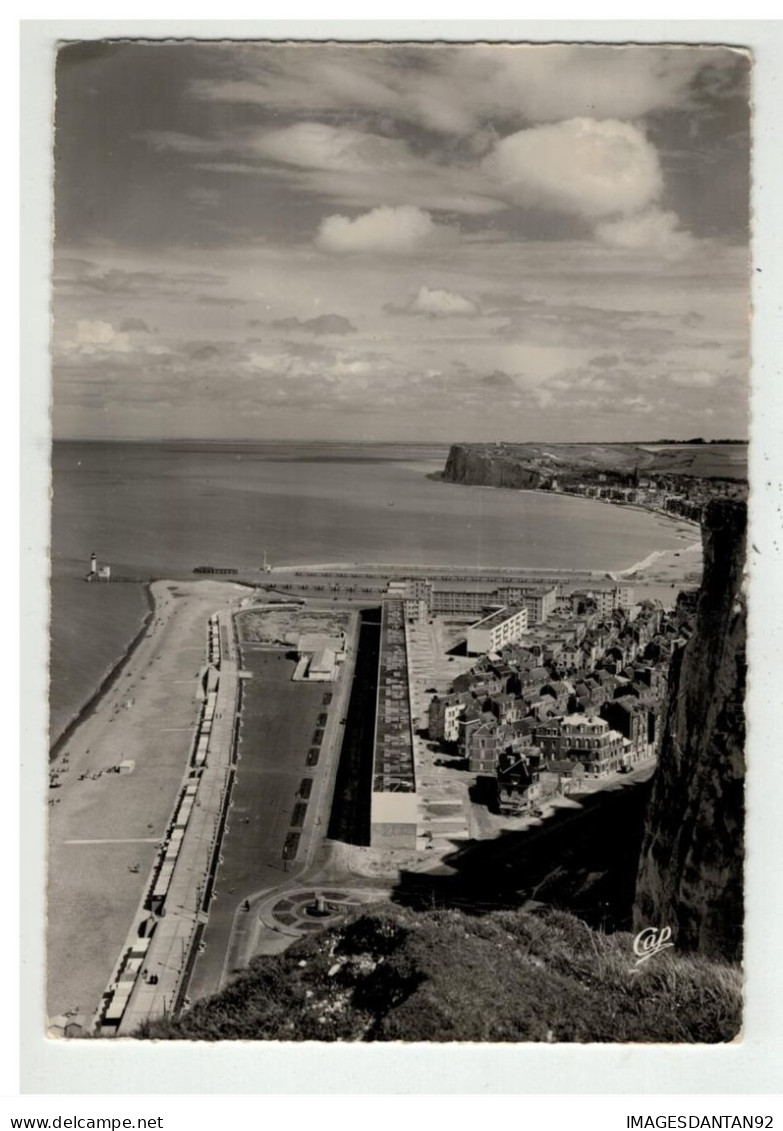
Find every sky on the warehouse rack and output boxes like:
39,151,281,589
51,40,751,443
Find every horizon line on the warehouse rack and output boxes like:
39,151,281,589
51,436,750,446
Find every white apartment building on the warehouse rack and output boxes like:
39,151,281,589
466,606,529,656
497,584,558,624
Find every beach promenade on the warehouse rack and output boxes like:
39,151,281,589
46,579,243,1031
115,608,239,1034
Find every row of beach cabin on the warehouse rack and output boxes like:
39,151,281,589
101,937,151,1027
98,613,222,1031
99,774,201,1029
194,688,218,769
208,613,221,667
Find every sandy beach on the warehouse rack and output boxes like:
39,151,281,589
46,578,243,1023
613,527,703,604
49,585,154,755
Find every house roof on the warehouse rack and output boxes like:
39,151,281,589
498,759,534,786
509,717,537,735
544,759,584,774
525,665,549,682
469,605,527,631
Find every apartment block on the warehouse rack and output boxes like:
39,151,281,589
466,606,529,656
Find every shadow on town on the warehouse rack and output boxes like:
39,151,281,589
390,774,654,934
418,732,471,772
445,639,468,657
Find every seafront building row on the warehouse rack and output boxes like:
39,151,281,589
386,576,561,623
386,576,634,623
549,468,745,523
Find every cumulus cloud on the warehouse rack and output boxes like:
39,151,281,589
482,118,663,220
120,317,151,333
142,62,720,230
459,46,714,130
594,208,695,256
315,205,454,256
269,314,357,335
404,286,480,317
62,320,132,354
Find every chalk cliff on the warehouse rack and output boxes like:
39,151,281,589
440,441,749,488
443,444,545,489
634,499,746,961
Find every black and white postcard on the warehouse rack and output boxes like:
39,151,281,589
19,19,783,1099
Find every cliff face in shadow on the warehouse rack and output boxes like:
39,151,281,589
634,499,746,961
443,444,545,489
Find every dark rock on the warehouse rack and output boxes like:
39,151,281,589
443,444,544,489
634,499,746,961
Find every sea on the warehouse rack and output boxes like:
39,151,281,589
48,440,700,744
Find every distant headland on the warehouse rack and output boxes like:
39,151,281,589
437,440,748,495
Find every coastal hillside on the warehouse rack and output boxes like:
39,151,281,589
441,442,747,488
139,905,740,1043
635,499,747,960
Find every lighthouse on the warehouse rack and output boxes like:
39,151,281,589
85,551,110,582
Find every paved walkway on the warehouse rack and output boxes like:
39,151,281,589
46,580,239,1025
113,607,239,1034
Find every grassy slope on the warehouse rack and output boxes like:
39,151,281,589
140,906,741,1043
